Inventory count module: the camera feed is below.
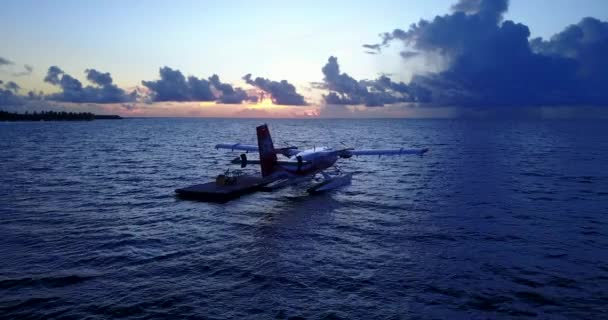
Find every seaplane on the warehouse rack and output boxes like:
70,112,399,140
214,124,429,194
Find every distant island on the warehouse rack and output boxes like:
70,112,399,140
0,110,122,121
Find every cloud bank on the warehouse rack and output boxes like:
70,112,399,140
319,56,430,106
141,67,215,102
142,67,256,104
360,0,608,107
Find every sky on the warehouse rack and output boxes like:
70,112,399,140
1,0,608,118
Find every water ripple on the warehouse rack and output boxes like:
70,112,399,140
1,118,607,319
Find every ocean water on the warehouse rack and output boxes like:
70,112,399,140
1,118,607,319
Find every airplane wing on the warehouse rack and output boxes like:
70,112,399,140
215,143,259,152
230,156,310,167
215,143,299,157
341,147,429,157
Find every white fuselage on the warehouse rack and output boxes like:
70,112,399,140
279,146,339,176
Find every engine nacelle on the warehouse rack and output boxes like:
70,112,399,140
337,149,353,158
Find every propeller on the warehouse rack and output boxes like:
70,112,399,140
231,153,248,168
240,153,247,168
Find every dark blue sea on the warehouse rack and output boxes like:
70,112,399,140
1,118,607,319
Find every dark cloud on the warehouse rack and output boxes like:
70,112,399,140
364,0,608,107
0,57,13,66
0,90,23,106
44,66,135,103
0,81,25,106
142,67,194,101
44,66,63,85
86,69,113,86
187,76,215,101
320,56,429,106
4,81,20,93
242,74,307,106
27,90,44,100
362,44,381,54
208,74,252,104
142,68,251,104
321,56,367,105
530,17,608,101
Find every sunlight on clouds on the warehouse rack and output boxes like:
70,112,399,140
250,97,279,109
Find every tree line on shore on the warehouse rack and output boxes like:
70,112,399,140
0,110,121,121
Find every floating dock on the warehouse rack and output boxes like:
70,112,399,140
175,174,276,203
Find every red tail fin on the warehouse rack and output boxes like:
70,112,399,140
256,124,277,177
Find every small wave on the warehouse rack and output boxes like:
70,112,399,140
465,294,512,311
97,237,163,250
547,276,579,289
28,166,53,172
514,291,560,306
0,297,60,314
529,196,555,201
0,274,94,289
405,233,458,243
512,277,544,288
426,284,465,298
520,171,553,178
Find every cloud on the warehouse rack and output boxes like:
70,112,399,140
318,103,457,118
208,74,253,104
233,107,272,118
120,103,137,111
85,69,113,86
451,0,508,23
530,17,608,102
0,57,13,66
142,67,253,104
12,64,33,77
188,76,215,101
44,66,135,103
141,66,215,102
363,0,608,107
4,81,20,93
0,57,33,77
27,90,44,100
320,56,430,106
0,81,26,106
242,74,307,105
400,51,419,59
142,67,188,101
362,44,381,54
